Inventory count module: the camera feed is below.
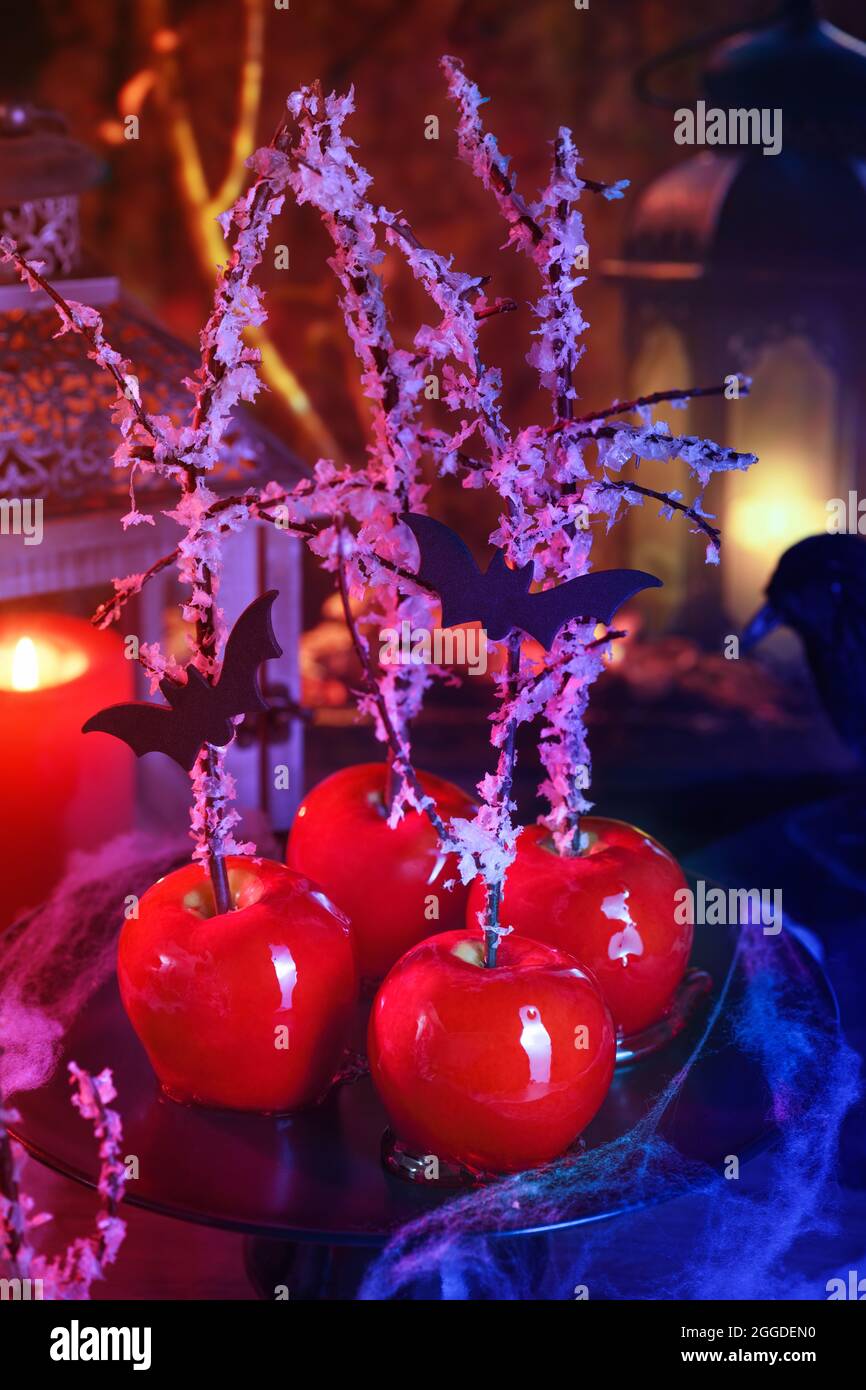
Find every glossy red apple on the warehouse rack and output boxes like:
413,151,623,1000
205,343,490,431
467,818,691,1037
118,856,357,1111
368,929,615,1174
287,762,476,980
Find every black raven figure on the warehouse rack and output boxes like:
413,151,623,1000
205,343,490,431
741,534,866,760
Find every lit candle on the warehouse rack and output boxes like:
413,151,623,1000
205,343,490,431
0,612,134,929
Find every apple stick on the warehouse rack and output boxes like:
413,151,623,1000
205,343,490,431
0,114,296,909
337,552,449,841
440,57,758,855
0,1083,28,1282
285,83,433,818
482,636,522,967
1,1062,127,1299
564,376,751,427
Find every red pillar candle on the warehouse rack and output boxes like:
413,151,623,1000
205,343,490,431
0,611,133,929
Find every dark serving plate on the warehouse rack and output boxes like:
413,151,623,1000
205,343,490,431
7,892,838,1251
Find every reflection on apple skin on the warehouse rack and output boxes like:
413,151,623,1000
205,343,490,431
119,856,357,1112
369,928,615,1174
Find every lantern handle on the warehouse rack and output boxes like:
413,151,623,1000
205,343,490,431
633,0,816,111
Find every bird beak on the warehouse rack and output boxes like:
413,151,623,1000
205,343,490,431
740,602,781,651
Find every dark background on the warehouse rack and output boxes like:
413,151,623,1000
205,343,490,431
2,0,865,1302
2,0,864,846
1,0,861,576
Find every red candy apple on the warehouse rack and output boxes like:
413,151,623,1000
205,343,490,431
287,762,476,980
368,929,615,1174
118,856,357,1112
467,818,691,1037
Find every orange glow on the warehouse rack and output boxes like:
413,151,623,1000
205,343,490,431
118,69,157,116
151,28,179,54
727,492,825,555
97,119,126,146
143,0,343,462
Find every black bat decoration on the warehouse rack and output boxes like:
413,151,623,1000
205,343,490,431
83,590,283,772
402,514,661,649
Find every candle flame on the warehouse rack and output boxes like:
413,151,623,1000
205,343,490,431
0,630,88,692
12,636,39,691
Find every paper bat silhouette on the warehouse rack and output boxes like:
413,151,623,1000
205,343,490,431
402,514,661,649
83,590,283,772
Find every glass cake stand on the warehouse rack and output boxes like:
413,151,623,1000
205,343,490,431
6,888,837,1299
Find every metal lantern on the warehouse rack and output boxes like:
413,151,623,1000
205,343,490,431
0,103,306,837
605,0,866,634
